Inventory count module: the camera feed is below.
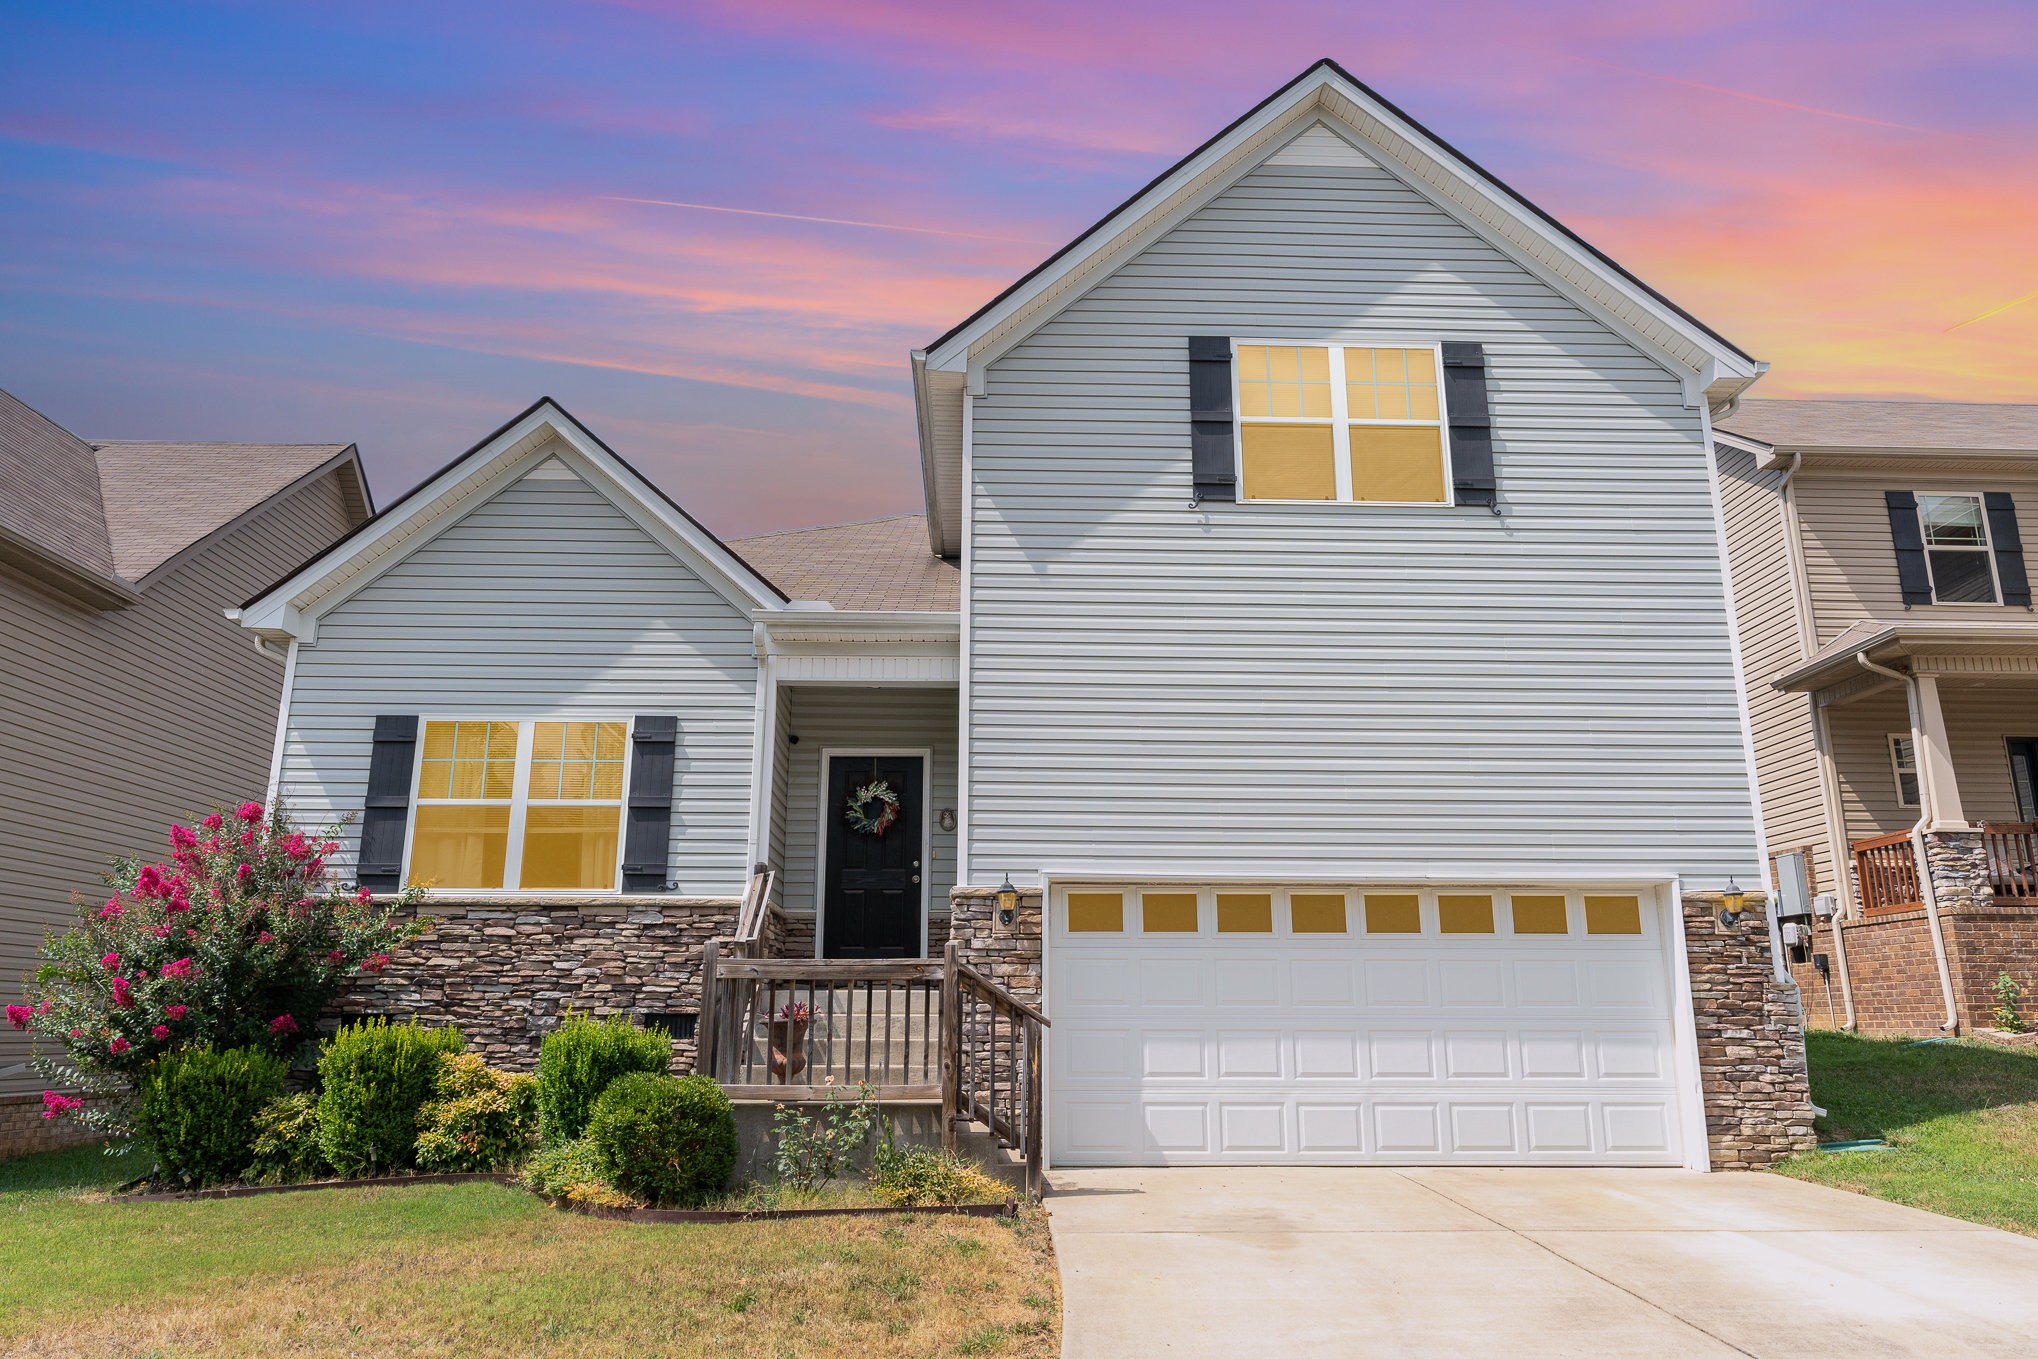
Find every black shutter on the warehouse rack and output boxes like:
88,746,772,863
356,715,418,892
1440,342,1497,509
1188,336,1235,504
1884,491,1933,606
1986,491,2032,607
621,715,677,892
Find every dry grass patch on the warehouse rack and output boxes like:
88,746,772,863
0,1175,1057,1358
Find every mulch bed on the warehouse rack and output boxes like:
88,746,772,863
116,1173,1018,1222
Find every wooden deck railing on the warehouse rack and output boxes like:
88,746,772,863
1983,823,2038,902
943,942,1049,1196
696,951,943,1100
1852,831,1922,915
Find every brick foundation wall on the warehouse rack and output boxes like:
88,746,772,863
1791,904,2038,1037
0,1092,103,1159
334,895,742,1072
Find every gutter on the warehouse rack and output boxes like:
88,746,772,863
1856,653,1960,1034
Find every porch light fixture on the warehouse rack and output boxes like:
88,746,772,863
1717,878,1750,928
995,874,1019,930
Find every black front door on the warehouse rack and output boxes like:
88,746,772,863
2010,738,2038,822
822,754,924,957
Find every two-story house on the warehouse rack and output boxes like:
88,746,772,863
1716,399,2038,1037
0,385,371,1154
234,60,1813,1171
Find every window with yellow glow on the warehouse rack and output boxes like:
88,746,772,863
1584,895,1643,936
1438,894,1495,935
407,718,631,892
1235,343,1450,505
1290,893,1347,934
1216,893,1273,933
1142,892,1200,933
1511,895,1569,935
1364,893,1422,934
1067,892,1124,933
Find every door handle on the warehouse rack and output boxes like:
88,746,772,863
912,875,921,884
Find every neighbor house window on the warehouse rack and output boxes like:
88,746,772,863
1888,734,1920,808
408,718,629,891
1918,493,1998,603
1235,343,1449,504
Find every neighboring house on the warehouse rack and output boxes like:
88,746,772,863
1714,399,2038,1036
0,386,371,1152
238,60,1812,1172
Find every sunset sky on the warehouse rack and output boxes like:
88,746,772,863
4,1,2035,535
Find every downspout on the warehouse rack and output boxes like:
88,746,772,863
1857,653,1961,1033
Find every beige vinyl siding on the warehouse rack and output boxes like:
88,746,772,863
0,471,359,1092
965,146,1761,884
1795,470,2038,641
776,686,959,925
276,455,758,897
1714,444,1835,892
1829,688,2038,845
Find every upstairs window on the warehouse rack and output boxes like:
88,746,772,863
1918,493,1998,603
408,718,629,891
1235,343,1449,505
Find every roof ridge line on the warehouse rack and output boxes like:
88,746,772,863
730,511,924,540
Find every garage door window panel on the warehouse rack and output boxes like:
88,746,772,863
1143,893,1200,933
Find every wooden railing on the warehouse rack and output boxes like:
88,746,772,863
697,950,943,1100
1983,823,2038,902
943,942,1049,1196
730,865,776,957
1852,831,1922,915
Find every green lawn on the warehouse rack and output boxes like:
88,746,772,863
0,1143,1058,1358
1777,1030,2038,1235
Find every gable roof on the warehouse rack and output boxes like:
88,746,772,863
911,57,1765,556
235,397,789,643
731,514,958,612
0,387,121,594
1719,399,2038,455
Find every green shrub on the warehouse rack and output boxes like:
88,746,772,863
315,1019,464,1175
534,1013,671,1144
133,1045,288,1187
416,1052,539,1172
520,1135,639,1209
867,1138,1006,1207
586,1072,736,1208
771,1082,879,1190
247,1091,330,1184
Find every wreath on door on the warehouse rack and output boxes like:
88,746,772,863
844,779,901,837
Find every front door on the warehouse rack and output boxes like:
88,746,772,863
2010,738,2038,822
822,753,925,957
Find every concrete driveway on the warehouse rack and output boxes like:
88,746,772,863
1046,1167,2038,1358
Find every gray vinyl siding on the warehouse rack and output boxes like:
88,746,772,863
0,472,358,1092
1830,689,2038,845
1714,444,1833,892
776,686,959,924
277,456,757,896
965,153,1761,885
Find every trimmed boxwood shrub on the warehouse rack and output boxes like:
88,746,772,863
134,1045,288,1187
535,1013,671,1145
316,1018,464,1175
585,1072,736,1208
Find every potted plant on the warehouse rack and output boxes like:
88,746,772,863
768,1001,811,1081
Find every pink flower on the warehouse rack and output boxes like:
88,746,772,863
235,801,263,821
111,977,135,1009
235,863,253,885
108,1036,130,1055
164,887,191,915
202,813,224,830
258,931,275,944
164,1004,187,1020
99,951,119,970
134,865,165,899
4,1004,30,1030
359,953,391,974
269,1014,297,1036
152,924,171,938
151,1024,170,1041
280,832,311,861
169,824,199,851
239,827,257,847
98,897,124,920
303,858,325,878
322,841,340,856
36,1000,50,1016
68,1028,84,1039
41,1091,83,1120
355,887,373,905
159,957,194,980
325,949,345,965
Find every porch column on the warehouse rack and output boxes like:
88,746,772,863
1910,674,1967,829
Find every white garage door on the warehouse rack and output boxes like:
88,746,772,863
1048,885,1689,1166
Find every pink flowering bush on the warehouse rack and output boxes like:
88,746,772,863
11,802,426,1133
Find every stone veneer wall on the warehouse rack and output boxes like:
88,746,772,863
333,895,742,1072
948,884,1815,1170
765,910,951,960
0,1092,103,1159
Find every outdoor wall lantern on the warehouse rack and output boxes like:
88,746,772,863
938,808,957,833
995,873,1020,930
1717,878,1750,928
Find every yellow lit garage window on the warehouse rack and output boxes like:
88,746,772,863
1585,895,1643,936
1290,893,1347,933
1067,892,1124,933
1216,893,1273,933
1364,893,1421,934
1142,892,1199,933
1438,894,1494,934
1235,343,1450,505
1511,895,1569,935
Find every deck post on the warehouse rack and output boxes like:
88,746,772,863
940,940,960,1150
697,939,720,1078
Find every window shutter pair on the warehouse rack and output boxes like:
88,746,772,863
353,714,677,893
1884,490,2031,607
1185,337,1497,507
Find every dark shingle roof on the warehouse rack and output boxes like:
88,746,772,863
0,387,117,579
730,514,957,612
91,441,356,580
1721,399,2038,452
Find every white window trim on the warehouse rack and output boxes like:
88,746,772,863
1230,338,1455,507
401,715,635,895
1888,732,1920,809
1915,490,2001,606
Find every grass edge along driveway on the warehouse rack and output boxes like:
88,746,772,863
0,1144,1059,1358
